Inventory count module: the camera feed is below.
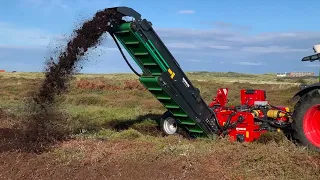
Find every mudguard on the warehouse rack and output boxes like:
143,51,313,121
292,82,320,101
301,53,320,62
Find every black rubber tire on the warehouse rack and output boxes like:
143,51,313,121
155,111,172,127
292,89,320,151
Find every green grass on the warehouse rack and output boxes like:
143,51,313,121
0,71,305,142
0,71,305,134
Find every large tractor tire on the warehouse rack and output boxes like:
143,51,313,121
292,89,320,151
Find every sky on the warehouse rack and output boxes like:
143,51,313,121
1,0,320,74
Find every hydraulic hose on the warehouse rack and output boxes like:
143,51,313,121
216,113,243,136
214,111,237,132
269,104,287,113
110,33,141,77
222,112,237,130
254,117,289,128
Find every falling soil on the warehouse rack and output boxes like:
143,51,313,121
36,8,124,104
19,8,126,151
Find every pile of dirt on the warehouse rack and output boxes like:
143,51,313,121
19,8,125,151
123,80,146,91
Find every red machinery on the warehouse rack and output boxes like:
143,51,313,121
108,7,318,150
208,88,291,142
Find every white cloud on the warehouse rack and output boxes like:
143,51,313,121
187,59,211,63
155,27,320,58
242,46,309,53
306,63,320,67
209,21,251,31
177,10,195,14
157,27,319,45
167,43,197,49
224,32,320,44
208,45,232,50
214,21,233,28
166,42,233,50
156,28,236,39
234,62,263,66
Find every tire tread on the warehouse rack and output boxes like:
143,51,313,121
292,89,320,151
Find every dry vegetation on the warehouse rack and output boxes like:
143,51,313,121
0,72,319,179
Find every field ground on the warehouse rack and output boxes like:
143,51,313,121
0,72,320,179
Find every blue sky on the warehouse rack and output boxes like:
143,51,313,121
1,0,320,74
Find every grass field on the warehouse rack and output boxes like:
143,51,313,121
0,72,319,179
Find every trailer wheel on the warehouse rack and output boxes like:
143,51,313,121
292,89,320,151
160,116,178,135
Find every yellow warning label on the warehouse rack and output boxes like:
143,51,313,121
171,73,175,79
167,68,175,79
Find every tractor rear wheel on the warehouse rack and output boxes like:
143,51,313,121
292,89,320,151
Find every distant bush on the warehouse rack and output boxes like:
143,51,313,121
295,79,307,84
187,71,256,77
276,78,284,82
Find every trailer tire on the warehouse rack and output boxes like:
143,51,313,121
158,111,180,135
292,89,320,151
160,116,178,135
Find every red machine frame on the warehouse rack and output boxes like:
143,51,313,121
208,88,291,142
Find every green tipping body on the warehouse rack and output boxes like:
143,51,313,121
113,22,207,137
